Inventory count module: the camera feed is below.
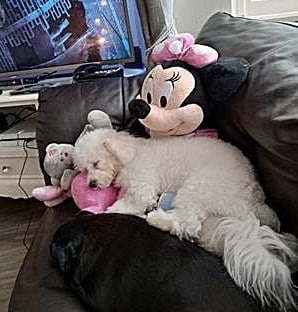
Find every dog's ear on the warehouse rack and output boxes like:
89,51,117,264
103,137,135,165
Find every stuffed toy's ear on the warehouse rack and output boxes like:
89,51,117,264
87,110,113,129
200,57,249,102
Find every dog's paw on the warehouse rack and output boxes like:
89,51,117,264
146,209,175,232
107,199,145,216
144,199,158,214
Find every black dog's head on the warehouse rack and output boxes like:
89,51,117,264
50,220,85,274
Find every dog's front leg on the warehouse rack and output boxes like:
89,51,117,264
107,195,146,217
146,207,206,242
107,182,159,216
146,209,178,233
129,184,159,214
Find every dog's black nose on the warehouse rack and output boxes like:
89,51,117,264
89,180,97,188
128,99,151,119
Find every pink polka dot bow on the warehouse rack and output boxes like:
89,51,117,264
151,33,218,68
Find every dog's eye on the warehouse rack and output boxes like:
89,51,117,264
93,161,101,169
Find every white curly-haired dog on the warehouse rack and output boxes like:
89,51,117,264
74,124,298,311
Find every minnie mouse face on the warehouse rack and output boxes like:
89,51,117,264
142,65,195,110
131,63,204,137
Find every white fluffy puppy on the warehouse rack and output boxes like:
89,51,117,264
74,127,297,311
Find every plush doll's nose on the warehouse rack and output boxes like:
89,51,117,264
128,99,151,119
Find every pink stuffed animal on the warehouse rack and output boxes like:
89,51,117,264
32,172,119,213
71,172,119,214
32,185,71,207
32,110,119,213
129,33,249,138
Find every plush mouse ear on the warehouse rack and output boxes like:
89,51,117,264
200,57,250,102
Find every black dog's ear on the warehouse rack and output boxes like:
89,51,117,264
200,57,250,102
50,223,83,273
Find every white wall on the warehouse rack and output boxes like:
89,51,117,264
173,0,232,36
173,0,298,34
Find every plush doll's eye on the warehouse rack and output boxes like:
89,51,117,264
147,92,152,104
64,152,69,157
160,96,167,108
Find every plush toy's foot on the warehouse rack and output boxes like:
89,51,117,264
32,185,64,201
44,193,69,207
32,185,70,207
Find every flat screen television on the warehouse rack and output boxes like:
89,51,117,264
0,0,136,83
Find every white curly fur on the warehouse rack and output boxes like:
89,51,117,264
74,128,297,311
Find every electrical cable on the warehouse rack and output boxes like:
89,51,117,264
18,139,29,198
18,138,35,250
0,107,36,134
22,204,34,250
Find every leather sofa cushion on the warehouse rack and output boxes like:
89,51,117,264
197,12,298,235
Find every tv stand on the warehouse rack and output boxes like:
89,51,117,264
0,91,44,198
9,76,74,96
9,83,56,96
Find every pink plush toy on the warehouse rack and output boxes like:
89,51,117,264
71,172,119,214
32,110,119,213
32,185,71,207
32,172,119,213
129,33,249,138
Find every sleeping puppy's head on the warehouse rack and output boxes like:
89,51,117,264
73,128,136,188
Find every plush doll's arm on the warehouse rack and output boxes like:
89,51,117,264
50,177,60,186
87,110,113,129
60,169,77,190
77,110,113,140
78,124,95,139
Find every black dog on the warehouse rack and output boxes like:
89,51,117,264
50,213,260,312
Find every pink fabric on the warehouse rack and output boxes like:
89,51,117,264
151,33,218,68
193,128,218,139
31,185,71,207
44,192,70,207
71,172,119,214
32,185,63,201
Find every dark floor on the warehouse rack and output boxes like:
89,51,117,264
0,197,46,312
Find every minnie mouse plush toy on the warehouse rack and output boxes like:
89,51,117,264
128,33,249,138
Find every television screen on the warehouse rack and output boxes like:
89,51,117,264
0,0,135,80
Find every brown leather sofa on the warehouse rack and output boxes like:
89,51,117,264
9,12,298,312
